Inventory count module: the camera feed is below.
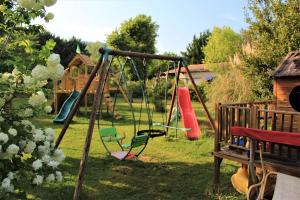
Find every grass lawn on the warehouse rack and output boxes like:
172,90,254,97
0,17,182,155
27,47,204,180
28,99,243,200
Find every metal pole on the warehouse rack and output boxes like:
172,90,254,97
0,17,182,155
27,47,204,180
99,48,183,61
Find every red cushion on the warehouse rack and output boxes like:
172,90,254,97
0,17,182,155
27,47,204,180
231,126,300,147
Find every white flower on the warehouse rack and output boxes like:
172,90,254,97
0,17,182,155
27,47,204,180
8,128,17,136
53,149,65,162
46,174,55,182
0,132,9,144
23,75,35,87
55,171,63,182
42,155,51,163
1,177,14,192
44,0,57,7
48,160,59,168
38,145,49,156
0,116,4,122
24,141,36,154
31,65,48,81
44,105,52,113
21,120,33,126
24,108,33,117
32,159,43,171
45,12,54,22
12,68,21,77
33,129,45,142
17,0,35,9
6,144,19,156
19,108,33,117
0,98,5,108
32,1,43,10
49,64,64,81
19,140,26,149
0,73,12,82
45,128,55,141
7,172,14,180
32,175,43,185
47,54,60,67
28,91,47,107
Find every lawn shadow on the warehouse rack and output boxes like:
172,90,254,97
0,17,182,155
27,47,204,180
30,156,243,200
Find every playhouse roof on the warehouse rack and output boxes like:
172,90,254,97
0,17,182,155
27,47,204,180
274,51,300,78
68,53,95,67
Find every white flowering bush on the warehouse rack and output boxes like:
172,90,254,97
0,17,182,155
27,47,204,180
0,52,65,198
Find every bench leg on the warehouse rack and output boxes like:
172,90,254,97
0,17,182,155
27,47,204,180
214,156,223,185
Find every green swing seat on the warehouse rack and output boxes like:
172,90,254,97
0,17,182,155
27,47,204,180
99,127,149,160
99,127,125,142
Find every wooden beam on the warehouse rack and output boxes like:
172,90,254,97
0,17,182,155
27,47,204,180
72,58,110,200
184,65,216,132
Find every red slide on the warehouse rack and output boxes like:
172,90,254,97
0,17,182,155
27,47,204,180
177,87,201,140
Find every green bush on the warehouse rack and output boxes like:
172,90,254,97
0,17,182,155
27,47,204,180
127,81,144,98
188,82,208,102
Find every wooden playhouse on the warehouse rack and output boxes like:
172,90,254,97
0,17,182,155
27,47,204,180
213,51,300,195
53,53,125,118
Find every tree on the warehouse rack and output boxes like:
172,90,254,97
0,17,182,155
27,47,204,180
181,30,211,65
106,14,159,80
204,26,242,65
37,32,89,67
242,0,300,99
85,41,106,63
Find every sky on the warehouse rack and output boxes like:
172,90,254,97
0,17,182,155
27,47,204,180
40,0,249,54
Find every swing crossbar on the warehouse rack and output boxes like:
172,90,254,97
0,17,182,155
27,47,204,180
99,48,183,61
152,122,191,132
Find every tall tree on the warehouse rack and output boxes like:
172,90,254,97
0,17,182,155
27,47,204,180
85,41,106,63
181,30,211,65
106,14,159,80
204,26,242,65
37,32,89,67
242,0,300,99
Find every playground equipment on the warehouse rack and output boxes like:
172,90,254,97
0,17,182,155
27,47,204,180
230,126,300,200
177,87,200,139
53,53,126,120
54,48,215,200
213,52,300,199
53,90,80,123
97,56,166,160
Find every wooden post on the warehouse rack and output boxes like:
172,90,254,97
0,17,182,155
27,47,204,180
84,94,88,116
214,103,222,185
248,105,257,188
55,53,104,149
183,65,216,132
72,59,110,200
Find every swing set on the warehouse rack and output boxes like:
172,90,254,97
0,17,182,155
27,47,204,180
54,48,216,200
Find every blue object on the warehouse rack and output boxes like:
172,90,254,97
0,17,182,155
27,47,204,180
53,91,81,123
204,75,214,81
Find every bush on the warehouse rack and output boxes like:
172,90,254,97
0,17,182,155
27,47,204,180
127,81,144,98
188,82,208,102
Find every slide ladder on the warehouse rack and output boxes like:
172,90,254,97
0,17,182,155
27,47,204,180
53,91,81,123
177,87,200,139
